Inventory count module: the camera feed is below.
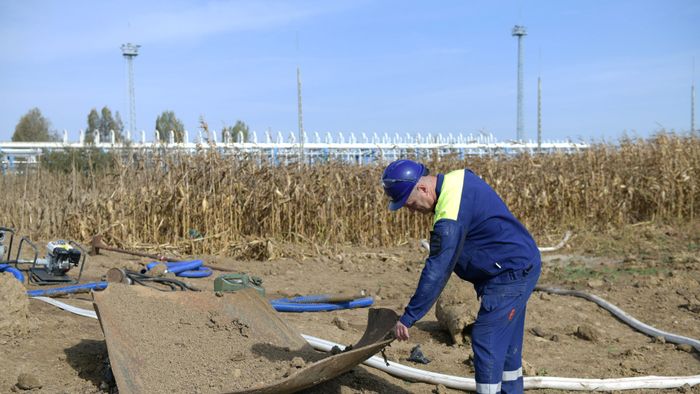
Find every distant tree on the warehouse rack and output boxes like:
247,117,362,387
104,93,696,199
84,106,125,144
100,107,125,142
85,109,100,144
12,107,59,142
114,112,125,138
156,110,185,143
40,147,117,174
222,120,250,143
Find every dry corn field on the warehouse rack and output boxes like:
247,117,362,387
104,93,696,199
0,133,697,255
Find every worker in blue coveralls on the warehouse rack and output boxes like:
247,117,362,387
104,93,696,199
381,159,541,394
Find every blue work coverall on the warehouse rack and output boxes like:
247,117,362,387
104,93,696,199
399,169,541,394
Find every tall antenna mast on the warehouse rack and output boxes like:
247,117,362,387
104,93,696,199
692,57,696,133
537,47,542,153
512,25,527,141
297,66,304,162
296,33,305,163
537,77,542,152
121,43,140,138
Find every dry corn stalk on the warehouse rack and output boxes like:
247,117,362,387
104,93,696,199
0,133,697,255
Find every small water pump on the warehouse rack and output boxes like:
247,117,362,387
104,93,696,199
30,240,86,285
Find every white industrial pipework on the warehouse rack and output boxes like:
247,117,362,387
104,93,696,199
0,138,586,168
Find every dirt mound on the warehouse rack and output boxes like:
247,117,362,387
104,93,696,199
0,272,29,339
435,275,479,345
96,284,326,393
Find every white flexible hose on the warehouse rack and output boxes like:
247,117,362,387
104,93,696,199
31,296,700,391
537,231,572,252
32,296,98,319
302,334,700,391
303,333,479,390
536,286,700,351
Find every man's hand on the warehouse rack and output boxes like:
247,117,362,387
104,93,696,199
394,321,410,341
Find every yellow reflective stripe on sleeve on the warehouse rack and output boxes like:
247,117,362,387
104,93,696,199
433,169,464,226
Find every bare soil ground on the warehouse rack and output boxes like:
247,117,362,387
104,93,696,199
1,223,699,393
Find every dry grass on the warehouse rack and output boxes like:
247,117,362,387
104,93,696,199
1,132,697,255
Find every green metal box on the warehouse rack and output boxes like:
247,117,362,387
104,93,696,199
213,273,265,297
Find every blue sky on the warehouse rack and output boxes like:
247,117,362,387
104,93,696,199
1,0,698,143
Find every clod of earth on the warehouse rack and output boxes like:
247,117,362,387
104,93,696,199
575,324,601,342
16,373,41,390
539,292,553,301
332,316,350,330
587,279,604,288
522,359,537,376
529,326,548,338
433,383,449,394
290,356,306,368
435,275,479,345
680,303,700,314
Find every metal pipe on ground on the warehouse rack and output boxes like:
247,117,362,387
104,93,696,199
275,291,368,304
90,235,178,261
89,235,237,272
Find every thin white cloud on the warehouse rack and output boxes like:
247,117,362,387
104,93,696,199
0,0,353,62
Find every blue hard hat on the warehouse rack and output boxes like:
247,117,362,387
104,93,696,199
381,159,429,211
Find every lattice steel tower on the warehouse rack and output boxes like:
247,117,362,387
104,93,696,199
512,25,527,141
121,43,140,136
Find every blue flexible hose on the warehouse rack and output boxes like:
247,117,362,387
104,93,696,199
177,266,213,278
0,263,25,283
274,294,364,303
270,296,374,312
146,260,204,274
26,281,108,297
145,260,211,278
